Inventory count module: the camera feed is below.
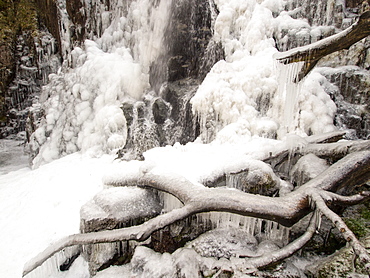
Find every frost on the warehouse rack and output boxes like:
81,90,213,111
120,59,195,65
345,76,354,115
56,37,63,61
188,228,258,259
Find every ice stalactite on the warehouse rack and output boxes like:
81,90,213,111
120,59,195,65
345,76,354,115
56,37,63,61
274,61,304,137
24,246,79,278
158,170,289,248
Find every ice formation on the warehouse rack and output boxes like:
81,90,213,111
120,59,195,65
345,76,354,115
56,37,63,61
30,0,173,167
191,0,337,143
9,0,353,277
29,0,339,167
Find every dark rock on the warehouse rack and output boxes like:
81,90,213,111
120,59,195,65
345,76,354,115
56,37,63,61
320,67,370,139
120,101,134,127
305,235,370,277
152,97,169,124
34,0,61,53
149,0,223,91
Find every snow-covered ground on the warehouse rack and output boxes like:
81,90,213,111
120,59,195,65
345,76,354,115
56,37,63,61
0,144,117,277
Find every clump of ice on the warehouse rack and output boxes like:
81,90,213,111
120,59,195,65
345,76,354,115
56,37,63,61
188,228,258,259
191,0,337,143
30,0,173,167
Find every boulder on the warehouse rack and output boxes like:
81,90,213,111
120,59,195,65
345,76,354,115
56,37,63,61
80,187,162,275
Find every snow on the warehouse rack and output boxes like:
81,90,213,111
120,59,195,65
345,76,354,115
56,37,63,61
0,152,116,277
0,139,29,175
191,0,337,143
0,0,345,276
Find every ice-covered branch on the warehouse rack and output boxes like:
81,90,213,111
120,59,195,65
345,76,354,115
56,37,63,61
321,191,370,206
233,212,318,273
274,11,370,81
23,203,198,277
310,191,370,267
23,150,370,277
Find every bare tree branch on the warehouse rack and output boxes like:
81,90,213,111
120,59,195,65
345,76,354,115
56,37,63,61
23,149,370,276
274,11,370,81
321,191,370,206
23,204,198,277
233,212,318,273
310,191,370,266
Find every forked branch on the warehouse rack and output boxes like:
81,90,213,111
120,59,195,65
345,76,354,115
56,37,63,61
311,191,370,267
23,151,370,276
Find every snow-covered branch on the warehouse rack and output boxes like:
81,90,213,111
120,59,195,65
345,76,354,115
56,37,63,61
23,148,370,276
274,11,370,81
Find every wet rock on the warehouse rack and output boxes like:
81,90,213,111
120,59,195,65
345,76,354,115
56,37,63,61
319,66,370,139
152,98,169,124
305,235,370,277
149,0,223,91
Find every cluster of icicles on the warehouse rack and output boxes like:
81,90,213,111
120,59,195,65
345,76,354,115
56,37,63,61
159,177,290,245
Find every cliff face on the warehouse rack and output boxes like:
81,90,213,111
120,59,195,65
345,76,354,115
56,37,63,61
0,0,60,138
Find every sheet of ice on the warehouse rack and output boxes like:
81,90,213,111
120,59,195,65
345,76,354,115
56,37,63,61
0,153,116,278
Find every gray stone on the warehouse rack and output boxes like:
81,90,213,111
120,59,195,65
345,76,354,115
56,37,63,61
188,228,258,259
305,235,370,277
80,187,162,275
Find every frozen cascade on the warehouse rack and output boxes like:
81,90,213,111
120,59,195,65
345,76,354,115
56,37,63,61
30,0,174,166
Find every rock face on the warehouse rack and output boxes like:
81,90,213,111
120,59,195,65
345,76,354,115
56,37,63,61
0,0,61,139
276,0,370,139
116,0,223,160
319,66,370,139
305,235,370,277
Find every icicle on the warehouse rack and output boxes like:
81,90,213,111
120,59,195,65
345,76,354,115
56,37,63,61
275,60,305,137
158,191,183,213
24,246,79,278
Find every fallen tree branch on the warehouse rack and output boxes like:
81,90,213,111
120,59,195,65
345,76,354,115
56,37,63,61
321,191,370,206
274,11,370,81
23,150,370,276
233,212,318,273
23,204,198,277
311,191,370,266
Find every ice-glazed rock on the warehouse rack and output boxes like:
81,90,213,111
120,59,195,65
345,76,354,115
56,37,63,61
80,186,162,275
187,228,258,259
80,187,162,233
290,153,329,187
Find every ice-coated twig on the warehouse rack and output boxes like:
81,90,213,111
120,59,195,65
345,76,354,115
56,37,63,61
310,191,370,266
23,204,198,277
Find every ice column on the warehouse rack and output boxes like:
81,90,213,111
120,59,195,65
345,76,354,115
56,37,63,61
275,61,304,136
